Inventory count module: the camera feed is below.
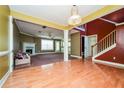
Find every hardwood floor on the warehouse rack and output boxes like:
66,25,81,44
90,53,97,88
14,53,77,69
31,53,76,66
3,58,124,88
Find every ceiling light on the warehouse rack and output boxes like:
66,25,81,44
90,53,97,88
68,5,82,26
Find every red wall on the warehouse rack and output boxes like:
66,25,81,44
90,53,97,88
86,19,116,41
96,25,124,64
78,18,124,64
79,19,116,58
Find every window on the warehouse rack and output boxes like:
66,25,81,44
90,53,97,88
55,41,60,52
60,41,71,53
41,39,54,51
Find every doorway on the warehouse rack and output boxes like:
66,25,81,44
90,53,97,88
81,36,85,58
88,35,97,57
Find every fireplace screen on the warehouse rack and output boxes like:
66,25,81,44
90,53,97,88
26,49,33,54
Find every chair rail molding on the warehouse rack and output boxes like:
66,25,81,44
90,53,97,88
0,51,9,56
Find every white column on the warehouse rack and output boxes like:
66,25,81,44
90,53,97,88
8,16,13,72
64,30,69,61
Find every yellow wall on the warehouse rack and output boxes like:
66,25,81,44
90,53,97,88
0,55,9,79
0,6,10,51
0,5,10,79
71,32,81,56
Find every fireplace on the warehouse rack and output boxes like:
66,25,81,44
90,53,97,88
26,48,33,54
23,43,35,55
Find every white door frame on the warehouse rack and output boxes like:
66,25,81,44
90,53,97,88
80,35,85,57
86,34,97,57
9,16,14,72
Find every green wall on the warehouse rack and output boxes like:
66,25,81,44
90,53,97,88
71,32,81,56
19,34,41,53
13,21,21,53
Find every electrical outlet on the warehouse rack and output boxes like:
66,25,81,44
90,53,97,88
113,57,116,60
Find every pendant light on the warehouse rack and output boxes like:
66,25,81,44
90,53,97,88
68,5,82,25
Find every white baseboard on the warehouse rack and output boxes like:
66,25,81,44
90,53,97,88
93,44,116,59
0,70,11,88
31,52,62,56
93,59,124,69
70,55,82,59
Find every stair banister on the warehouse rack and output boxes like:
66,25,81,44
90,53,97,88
92,30,116,57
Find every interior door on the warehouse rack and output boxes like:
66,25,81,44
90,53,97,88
88,35,97,56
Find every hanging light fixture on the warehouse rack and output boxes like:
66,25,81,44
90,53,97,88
68,5,82,26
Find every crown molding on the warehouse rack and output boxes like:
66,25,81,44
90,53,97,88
116,22,124,26
10,10,67,30
99,18,117,25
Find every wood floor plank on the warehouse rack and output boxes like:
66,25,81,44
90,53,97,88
2,54,124,88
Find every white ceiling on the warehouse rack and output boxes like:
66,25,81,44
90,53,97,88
15,20,80,39
10,5,105,25
12,5,105,39
15,20,65,39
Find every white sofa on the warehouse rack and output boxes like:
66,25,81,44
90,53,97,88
15,54,31,66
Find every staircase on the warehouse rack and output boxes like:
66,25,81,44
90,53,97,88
91,30,124,69
92,30,116,59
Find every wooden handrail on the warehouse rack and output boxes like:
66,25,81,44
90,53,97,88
92,30,116,56
99,30,116,43
92,30,116,48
